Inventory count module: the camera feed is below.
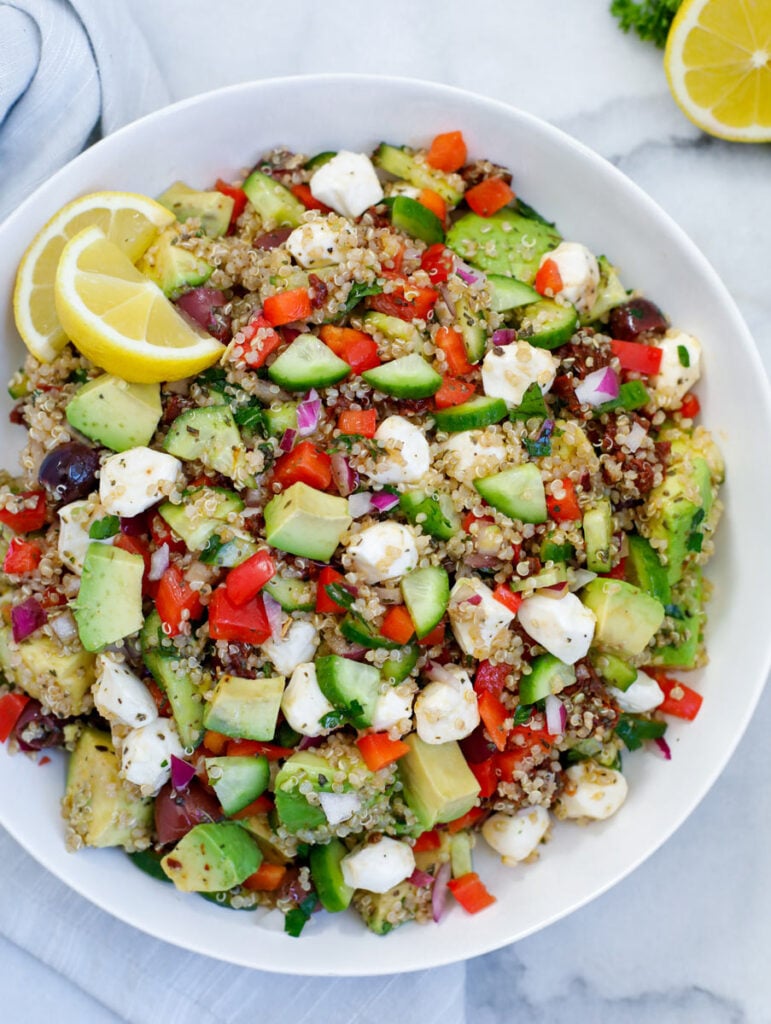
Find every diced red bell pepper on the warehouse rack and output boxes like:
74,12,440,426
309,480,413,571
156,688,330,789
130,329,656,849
420,243,454,285
272,440,332,491
446,806,486,834
225,550,276,607
155,564,202,636
465,178,514,218
494,727,552,781
3,538,41,574
492,583,522,615
546,479,582,522
434,377,476,409
263,288,312,327
367,284,438,323
469,757,498,798
146,679,171,717
462,511,494,533
447,872,496,913
226,739,295,760
242,862,288,891
603,556,627,581
319,325,380,374
337,409,378,438
0,692,30,743
679,393,701,419
0,491,47,534
150,513,187,555
412,829,442,853
426,131,467,173
418,621,445,647
316,566,348,614
232,794,276,819
215,179,248,229
610,339,663,376
474,660,510,697
239,314,283,369
652,673,704,720
208,586,271,645
418,188,447,225
435,326,473,377
379,605,415,645
534,258,564,296
356,732,411,771
290,183,331,213
477,691,510,752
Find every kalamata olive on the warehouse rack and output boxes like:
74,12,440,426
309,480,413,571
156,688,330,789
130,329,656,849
459,725,498,765
175,287,231,343
608,298,668,340
154,778,223,845
38,441,101,504
253,227,292,251
12,699,65,752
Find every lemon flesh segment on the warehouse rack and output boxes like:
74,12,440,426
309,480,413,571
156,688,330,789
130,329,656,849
13,191,175,363
54,226,224,384
665,0,771,142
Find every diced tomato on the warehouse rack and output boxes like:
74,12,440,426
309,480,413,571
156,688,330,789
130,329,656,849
39,586,67,610
426,131,467,173
356,732,411,771
155,564,202,636
679,393,701,419
215,179,248,228
652,673,704,721
380,240,406,279
610,339,663,376
603,557,627,581
290,183,331,213
474,660,510,697
462,511,494,533
114,533,157,597
239,314,283,369
418,621,445,647
379,605,415,645
465,178,514,218
367,284,438,323
434,377,476,409
420,243,454,285
0,491,47,534
412,829,441,853
232,794,276,819
477,691,510,752
492,583,522,615
446,806,486,834
318,325,380,375
150,513,187,555
316,566,348,614
242,862,288,891
272,440,332,491
494,727,552,782
202,730,228,756
226,740,295,760
534,258,563,296
468,757,498,798
3,538,41,575
263,288,312,327
0,692,30,743
435,325,472,376
225,550,276,607
418,188,447,225
337,409,378,438
208,586,271,645
447,872,496,913
546,479,582,522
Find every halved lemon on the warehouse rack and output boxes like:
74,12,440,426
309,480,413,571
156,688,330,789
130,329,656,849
54,226,224,383
665,0,771,142
13,191,175,363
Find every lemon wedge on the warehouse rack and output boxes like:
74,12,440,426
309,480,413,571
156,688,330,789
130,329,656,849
13,191,175,363
54,226,224,383
665,0,771,142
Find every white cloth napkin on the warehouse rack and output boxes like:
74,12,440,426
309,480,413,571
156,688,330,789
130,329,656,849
0,2,467,1018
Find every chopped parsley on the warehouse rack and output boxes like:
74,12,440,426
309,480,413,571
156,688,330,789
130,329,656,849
609,0,682,48
89,515,120,539
677,344,690,368
615,713,667,751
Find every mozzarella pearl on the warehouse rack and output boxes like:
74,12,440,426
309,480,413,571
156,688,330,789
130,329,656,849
517,592,596,665
347,522,418,583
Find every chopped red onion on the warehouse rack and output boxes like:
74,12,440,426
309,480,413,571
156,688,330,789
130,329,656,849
340,644,368,662
348,492,374,518
574,366,620,407
492,328,517,346
408,869,435,888
427,662,460,687
653,737,672,761
262,591,285,642
455,263,478,285
330,453,358,497
243,488,263,507
298,735,325,751
466,593,483,606
170,754,197,791
297,390,321,436
279,428,297,453
432,861,452,922
371,491,399,513
545,693,567,735
11,597,46,643
625,420,648,453
50,611,78,642
148,543,170,582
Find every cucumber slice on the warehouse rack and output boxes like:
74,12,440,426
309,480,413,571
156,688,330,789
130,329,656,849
583,499,613,573
508,563,568,592
362,354,442,398
207,532,259,568
391,196,445,246
540,535,574,564
401,567,449,639
450,832,473,878
581,256,627,325
516,299,578,350
509,381,549,421
446,210,561,283
263,576,316,612
595,380,650,414
474,463,547,524
399,491,460,540
362,311,422,348
310,838,354,913
315,655,381,728
590,651,637,691
268,334,350,391
305,151,336,170
520,653,576,705
454,295,487,364
373,144,464,205
205,755,270,816
487,275,541,313
625,534,672,606
242,170,305,228
263,402,298,437
381,644,420,683
433,395,507,432
339,613,399,650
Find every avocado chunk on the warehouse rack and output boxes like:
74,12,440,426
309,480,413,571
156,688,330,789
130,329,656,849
648,566,705,669
581,578,665,657
202,674,285,742
160,822,262,892
264,482,352,562
310,838,354,913
353,880,424,936
373,144,464,205
446,209,561,283
163,405,249,482
140,610,207,748
157,181,234,238
397,733,480,830
73,543,144,652
625,533,672,606
62,727,153,850
137,226,213,298
273,750,334,832
65,375,162,453
158,487,245,552
0,616,95,717
581,255,627,325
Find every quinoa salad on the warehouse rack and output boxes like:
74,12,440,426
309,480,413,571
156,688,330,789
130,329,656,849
0,130,723,936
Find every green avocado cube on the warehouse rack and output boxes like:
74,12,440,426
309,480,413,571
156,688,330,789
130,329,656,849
274,751,334,833
74,543,144,652
157,181,234,238
65,374,162,452
203,674,285,742
581,578,665,658
161,822,262,892
397,733,480,830
264,482,352,562
137,226,213,298
163,405,249,482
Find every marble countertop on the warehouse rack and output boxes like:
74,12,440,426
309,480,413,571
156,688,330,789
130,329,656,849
3,1,770,1021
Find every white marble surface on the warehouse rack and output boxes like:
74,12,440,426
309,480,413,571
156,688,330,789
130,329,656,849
3,1,771,1020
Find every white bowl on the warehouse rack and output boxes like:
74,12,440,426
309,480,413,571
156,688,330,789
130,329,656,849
1,75,769,976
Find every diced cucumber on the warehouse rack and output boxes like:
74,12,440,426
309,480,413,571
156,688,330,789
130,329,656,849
433,395,507,433
339,614,399,651
140,611,205,749
508,563,568,592
362,354,442,399
595,380,650,414
583,499,613,573
164,406,248,481
474,464,547,524
454,295,487,364
625,534,672,606
381,644,420,683
242,170,305,228
159,487,244,552
509,381,548,421
450,832,474,879
520,653,576,705
541,535,574,564
305,151,336,170
263,402,298,437
207,532,259,568
362,311,422,348
373,144,464,205
446,209,561,283
581,256,627,325
263,576,316,612
487,275,541,313
401,567,449,639
309,838,354,913
516,299,578,350
399,491,460,541
590,651,637,691
268,334,350,391
315,655,381,728
205,755,270,816
391,196,445,245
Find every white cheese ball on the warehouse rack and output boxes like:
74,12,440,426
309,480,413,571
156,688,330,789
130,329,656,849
448,577,516,660
439,431,507,486
318,791,362,826
93,653,158,729
481,341,558,408
517,592,596,665
368,415,430,485
650,329,702,410
99,447,181,517
482,806,551,865
370,684,415,733
608,669,664,714
558,761,628,821
540,241,600,315
309,151,384,220
414,665,480,744
341,836,416,893
347,522,418,583
120,719,183,796
286,218,347,269
281,662,335,738
261,619,318,677
57,500,113,574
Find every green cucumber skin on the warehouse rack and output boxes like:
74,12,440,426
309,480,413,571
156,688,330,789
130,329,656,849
474,464,547,524
205,755,270,816
309,839,354,913
399,491,460,541
520,653,575,705
401,567,450,639
315,654,380,727
263,576,316,612
433,396,507,433
391,196,445,246
487,275,541,312
362,355,442,399
268,335,350,391
516,299,578,350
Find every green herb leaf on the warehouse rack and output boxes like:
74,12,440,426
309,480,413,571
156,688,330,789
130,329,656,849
233,404,267,432
686,531,703,553
609,0,683,48
509,381,548,421
615,713,667,751
677,344,690,367
89,515,120,539
68,368,90,385
284,907,309,938
319,710,347,730
200,534,224,564
324,583,356,611
340,280,383,315
513,704,533,725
